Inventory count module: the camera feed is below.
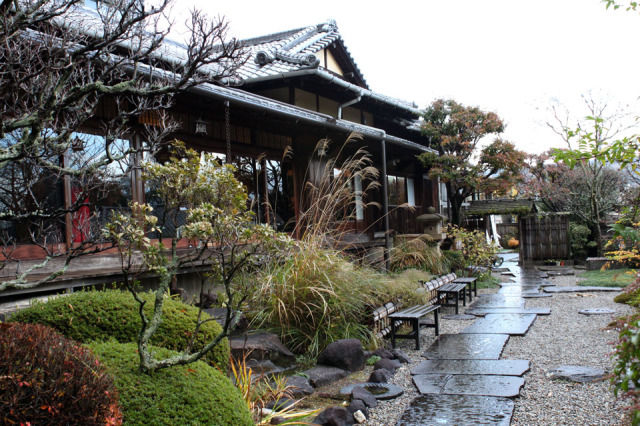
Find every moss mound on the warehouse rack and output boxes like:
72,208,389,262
10,289,229,370
88,341,252,426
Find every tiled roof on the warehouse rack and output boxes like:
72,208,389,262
238,20,365,86
236,20,422,118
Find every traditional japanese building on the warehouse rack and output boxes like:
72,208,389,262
0,17,440,297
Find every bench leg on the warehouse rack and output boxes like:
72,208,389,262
462,288,466,307
468,284,473,302
391,319,397,349
413,318,420,350
434,309,439,336
454,292,459,315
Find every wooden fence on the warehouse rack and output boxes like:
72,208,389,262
519,213,569,263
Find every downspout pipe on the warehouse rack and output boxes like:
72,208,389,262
380,132,391,271
337,95,362,120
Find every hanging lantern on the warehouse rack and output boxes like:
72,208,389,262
194,117,207,135
71,136,84,152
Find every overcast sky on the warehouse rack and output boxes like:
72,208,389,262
171,0,640,154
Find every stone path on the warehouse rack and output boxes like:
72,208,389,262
397,255,560,425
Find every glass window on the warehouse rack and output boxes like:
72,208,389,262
387,175,407,206
407,178,415,207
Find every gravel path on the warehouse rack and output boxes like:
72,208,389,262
366,272,635,426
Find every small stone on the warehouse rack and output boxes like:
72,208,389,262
373,348,394,359
270,416,286,425
347,399,368,418
547,365,606,383
353,410,366,424
391,348,411,363
374,358,402,371
578,308,615,316
368,368,392,383
352,387,378,408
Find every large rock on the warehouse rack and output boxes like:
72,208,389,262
317,339,365,372
284,375,314,397
368,368,393,383
374,358,402,372
304,365,349,388
230,332,295,366
313,406,354,426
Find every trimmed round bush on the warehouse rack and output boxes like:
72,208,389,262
10,289,229,370
0,323,122,425
88,341,252,426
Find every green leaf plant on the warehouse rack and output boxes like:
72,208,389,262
103,142,293,373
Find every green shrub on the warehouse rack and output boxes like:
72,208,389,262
612,317,640,425
442,250,467,272
0,323,122,425
10,289,229,370
570,222,592,259
89,341,252,426
446,225,498,267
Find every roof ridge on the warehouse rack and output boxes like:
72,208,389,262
240,26,308,47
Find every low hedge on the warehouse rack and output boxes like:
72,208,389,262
88,341,252,426
0,323,122,425
10,289,229,370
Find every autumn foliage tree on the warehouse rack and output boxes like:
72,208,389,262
418,99,526,225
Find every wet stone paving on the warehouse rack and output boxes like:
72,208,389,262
395,253,625,424
397,254,547,425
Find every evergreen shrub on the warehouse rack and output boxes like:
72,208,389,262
89,341,252,426
10,289,229,370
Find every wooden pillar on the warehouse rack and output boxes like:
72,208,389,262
62,153,73,250
261,157,270,225
131,133,144,204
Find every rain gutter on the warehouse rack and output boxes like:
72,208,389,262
227,68,423,117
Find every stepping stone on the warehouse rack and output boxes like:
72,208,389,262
423,334,509,360
522,293,553,298
466,307,551,316
547,365,606,383
470,295,525,308
501,272,516,277
442,314,477,321
411,359,530,376
412,374,525,398
397,394,514,426
579,308,616,316
461,314,537,336
492,267,511,273
543,286,622,293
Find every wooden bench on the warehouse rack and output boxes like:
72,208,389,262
372,302,398,339
452,276,478,302
389,304,440,350
437,283,467,314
